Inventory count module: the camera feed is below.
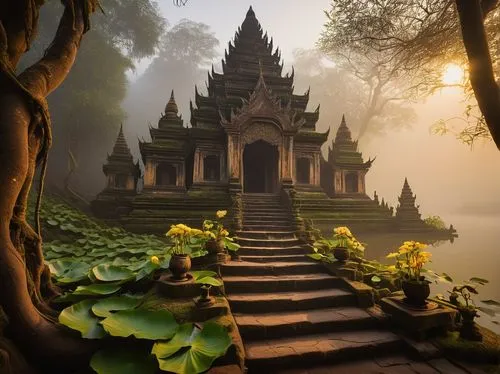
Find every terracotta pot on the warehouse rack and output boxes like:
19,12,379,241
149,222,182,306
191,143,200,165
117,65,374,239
402,279,430,306
205,238,225,253
169,254,191,281
334,247,350,262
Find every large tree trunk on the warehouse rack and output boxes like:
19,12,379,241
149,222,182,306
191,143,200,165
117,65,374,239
455,0,500,149
0,1,99,371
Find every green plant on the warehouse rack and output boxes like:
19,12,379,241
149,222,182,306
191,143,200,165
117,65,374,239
202,210,240,252
191,270,223,287
308,226,365,262
424,215,447,230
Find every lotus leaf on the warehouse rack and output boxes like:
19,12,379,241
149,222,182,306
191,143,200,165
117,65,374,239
90,347,157,374
154,322,232,374
91,295,143,318
58,300,106,339
48,260,90,284
73,283,122,296
92,264,136,282
102,309,178,340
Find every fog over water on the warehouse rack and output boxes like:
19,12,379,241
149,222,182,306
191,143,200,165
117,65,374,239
119,2,500,331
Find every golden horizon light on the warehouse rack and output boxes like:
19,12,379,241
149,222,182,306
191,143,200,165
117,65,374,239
442,63,465,85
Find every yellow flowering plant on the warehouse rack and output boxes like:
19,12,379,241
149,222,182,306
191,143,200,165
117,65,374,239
332,226,365,254
202,210,240,252
166,223,204,256
310,226,365,262
386,241,432,283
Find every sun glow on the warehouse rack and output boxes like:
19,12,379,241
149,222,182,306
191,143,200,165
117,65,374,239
442,63,465,85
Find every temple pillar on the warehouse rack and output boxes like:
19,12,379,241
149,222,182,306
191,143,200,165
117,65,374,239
358,171,365,194
281,135,293,183
193,149,203,183
178,163,186,187
144,160,156,187
228,133,242,189
313,153,321,186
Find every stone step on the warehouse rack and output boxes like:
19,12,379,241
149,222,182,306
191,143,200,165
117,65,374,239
239,254,311,263
243,201,283,206
236,231,297,240
242,224,294,232
238,246,309,256
221,261,324,276
235,307,380,340
244,330,401,370
223,274,344,293
227,288,356,313
236,237,302,248
242,212,290,219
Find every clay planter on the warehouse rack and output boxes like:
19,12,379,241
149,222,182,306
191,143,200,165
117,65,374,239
459,307,482,341
169,254,191,282
402,279,430,306
334,247,350,262
205,238,225,254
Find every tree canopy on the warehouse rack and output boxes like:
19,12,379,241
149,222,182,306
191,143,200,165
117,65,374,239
319,0,500,148
19,0,165,197
123,19,219,141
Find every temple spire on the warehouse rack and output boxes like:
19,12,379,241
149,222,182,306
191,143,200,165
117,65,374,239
165,90,179,119
335,114,353,143
111,123,132,158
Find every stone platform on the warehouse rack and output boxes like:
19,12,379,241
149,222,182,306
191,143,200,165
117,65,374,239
380,296,457,340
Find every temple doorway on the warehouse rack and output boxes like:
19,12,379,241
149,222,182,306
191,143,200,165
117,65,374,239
243,140,279,193
345,172,358,193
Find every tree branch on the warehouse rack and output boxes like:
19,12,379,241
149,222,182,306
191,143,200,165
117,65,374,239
18,1,86,99
456,0,500,149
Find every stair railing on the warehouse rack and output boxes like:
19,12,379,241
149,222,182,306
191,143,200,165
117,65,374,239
280,185,308,243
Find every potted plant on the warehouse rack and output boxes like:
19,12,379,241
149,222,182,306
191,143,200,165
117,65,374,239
166,223,204,282
387,241,432,306
202,210,241,256
332,226,364,262
450,278,490,341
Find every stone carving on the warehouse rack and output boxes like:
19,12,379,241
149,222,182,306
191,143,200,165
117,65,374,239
241,122,282,146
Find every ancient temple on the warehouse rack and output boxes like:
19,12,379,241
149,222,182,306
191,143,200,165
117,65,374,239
91,6,454,237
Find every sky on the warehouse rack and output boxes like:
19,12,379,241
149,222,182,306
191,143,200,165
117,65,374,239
123,0,500,222
129,0,332,79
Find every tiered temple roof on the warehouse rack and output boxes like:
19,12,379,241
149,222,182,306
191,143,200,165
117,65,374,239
103,124,139,177
139,90,190,163
395,178,422,222
327,115,374,169
190,6,323,135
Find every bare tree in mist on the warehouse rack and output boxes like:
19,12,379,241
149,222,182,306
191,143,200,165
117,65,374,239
292,49,416,142
123,19,219,144
319,0,500,149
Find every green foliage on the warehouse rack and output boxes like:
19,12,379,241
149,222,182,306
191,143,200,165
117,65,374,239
90,346,157,374
424,215,447,230
102,310,178,340
58,300,106,339
191,271,223,287
91,295,143,318
153,322,232,374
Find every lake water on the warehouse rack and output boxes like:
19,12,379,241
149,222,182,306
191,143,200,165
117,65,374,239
358,214,500,334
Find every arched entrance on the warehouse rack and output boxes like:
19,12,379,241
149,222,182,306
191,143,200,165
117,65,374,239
243,140,279,193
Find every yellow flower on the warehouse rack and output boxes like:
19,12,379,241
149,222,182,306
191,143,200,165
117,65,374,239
203,220,214,230
150,256,160,265
216,210,227,219
190,228,204,236
387,252,399,259
166,227,183,237
204,231,216,239
221,229,229,237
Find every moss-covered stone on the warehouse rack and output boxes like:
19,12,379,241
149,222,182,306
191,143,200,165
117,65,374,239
434,328,500,365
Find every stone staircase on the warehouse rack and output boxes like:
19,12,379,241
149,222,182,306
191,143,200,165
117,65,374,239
221,193,403,372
